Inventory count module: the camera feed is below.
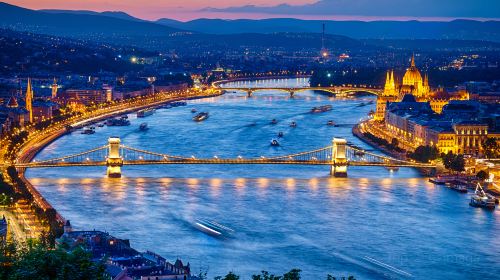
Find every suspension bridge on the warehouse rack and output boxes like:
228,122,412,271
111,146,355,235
15,137,434,178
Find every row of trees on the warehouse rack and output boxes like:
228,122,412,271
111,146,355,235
210,270,355,280
0,240,105,280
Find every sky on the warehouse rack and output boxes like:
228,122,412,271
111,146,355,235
6,0,500,21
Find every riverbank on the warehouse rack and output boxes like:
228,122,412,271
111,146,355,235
352,123,406,160
3,88,223,239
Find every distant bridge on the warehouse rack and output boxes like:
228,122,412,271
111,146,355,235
15,137,434,178
217,86,382,97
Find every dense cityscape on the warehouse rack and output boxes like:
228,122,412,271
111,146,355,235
0,1,499,279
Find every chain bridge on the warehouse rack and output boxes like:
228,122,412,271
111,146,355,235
15,137,434,178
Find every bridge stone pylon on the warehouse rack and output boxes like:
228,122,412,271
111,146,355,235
331,138,348,177
106,137,123,178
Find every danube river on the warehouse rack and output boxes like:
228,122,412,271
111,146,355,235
27,79,499,279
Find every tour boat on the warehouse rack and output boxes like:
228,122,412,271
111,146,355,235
193,112,209,122
447,181,468,193
311,105,333,113
139,123,148,131
137,108,155,118
106,118,130,126
290,121,297,128
171,101,187,107
191,108,197,113
429,177,446,185
270,119,278,125
277,132,284,138
81,127,95,135
270,139,280,146
469,183,496,209
193,219,234,238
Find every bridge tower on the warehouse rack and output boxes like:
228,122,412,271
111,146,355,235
106,137,123,178
331,138,348,177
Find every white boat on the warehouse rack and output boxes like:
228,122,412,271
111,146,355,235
193,112,209,122
81,127,95,134
193,219,234,238
270,139,280,146
137,108,155,118
469,183,496,209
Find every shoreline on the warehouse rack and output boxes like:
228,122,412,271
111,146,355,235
12,90,224,227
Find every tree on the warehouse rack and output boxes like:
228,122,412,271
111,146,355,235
253,271,282,280
391,138,399,148
483,138,499,159
450,154,465,173
410,145,439,163
215,272,239,280
476,170,489,181
283,269,301,280
442,151,455,170
6,242,105,280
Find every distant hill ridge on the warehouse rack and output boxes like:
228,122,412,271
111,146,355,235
0,2,180,37
1,2,500,42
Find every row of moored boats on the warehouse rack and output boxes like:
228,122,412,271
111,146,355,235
430,177,498,210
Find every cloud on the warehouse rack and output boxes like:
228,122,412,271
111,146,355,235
202,0,500,18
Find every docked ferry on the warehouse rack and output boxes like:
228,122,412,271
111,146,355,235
106,118,130,126
469,183,496,209
193,112,209,122
311,105,333,113
137,108,155,118
81,127,95,134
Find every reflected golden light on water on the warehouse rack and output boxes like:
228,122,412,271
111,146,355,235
234,178,246,195
134,178,146,197
308,177,319,191
210,178,222,198
285,178,296,191
380,178,392,190
159,178,172,188
257,178,269,188
186,178,199,189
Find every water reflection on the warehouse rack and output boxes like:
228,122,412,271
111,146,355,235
26,79,499,279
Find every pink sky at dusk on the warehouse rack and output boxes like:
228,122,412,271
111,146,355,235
5,0,498,21
7,0,316,20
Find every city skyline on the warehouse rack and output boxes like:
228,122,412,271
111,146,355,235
5,0,500,21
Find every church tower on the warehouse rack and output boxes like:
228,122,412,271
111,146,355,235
51,78,58,99
25,78,33,123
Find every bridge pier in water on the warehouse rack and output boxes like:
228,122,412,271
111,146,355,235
331,138,348,177
106,137,123,178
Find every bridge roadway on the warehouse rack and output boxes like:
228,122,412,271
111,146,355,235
216,86,382,97
16,159,432,168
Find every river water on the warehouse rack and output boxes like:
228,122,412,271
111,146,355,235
27,79,499,279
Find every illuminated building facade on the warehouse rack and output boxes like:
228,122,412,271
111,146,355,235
374,55,468,121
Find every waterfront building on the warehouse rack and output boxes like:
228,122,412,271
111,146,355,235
385,98,500,156
51,78,58,99
374,55,468,121
25,78,34,123
0,94,29,134
58,88,111,107
56,229,195,280
0,216,7,245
